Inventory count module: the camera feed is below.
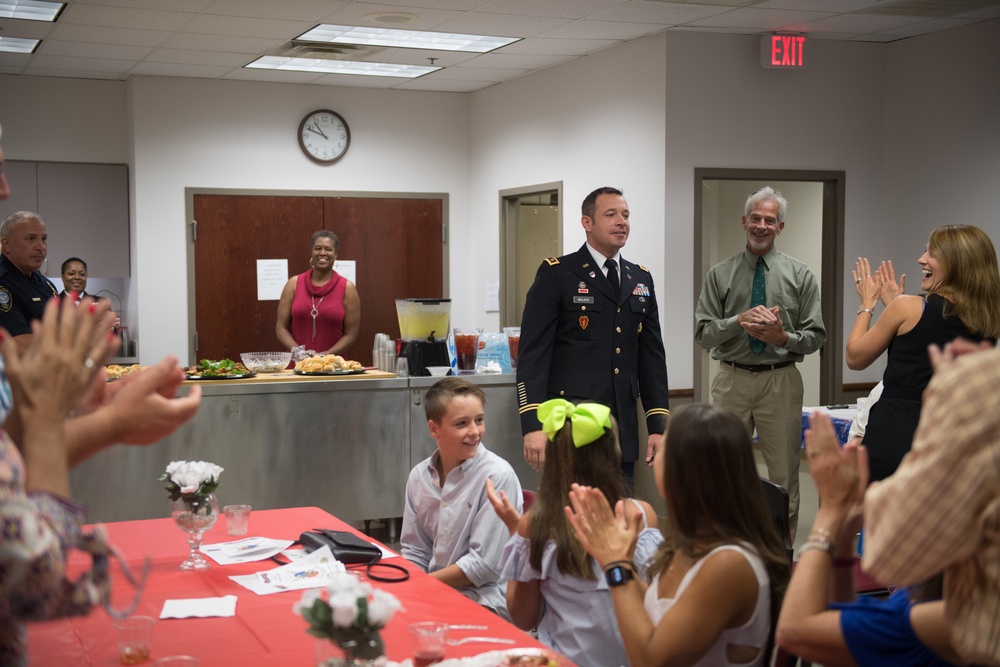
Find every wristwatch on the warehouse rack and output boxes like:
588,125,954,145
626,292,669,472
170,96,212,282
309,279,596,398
605,564,634,587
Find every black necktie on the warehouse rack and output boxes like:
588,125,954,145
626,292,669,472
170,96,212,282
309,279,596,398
605,258,620,295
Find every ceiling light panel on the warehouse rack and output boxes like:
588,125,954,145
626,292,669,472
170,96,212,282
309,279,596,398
246,55,441,78
297,25,520,53
0,0,63,22
0,35,39,52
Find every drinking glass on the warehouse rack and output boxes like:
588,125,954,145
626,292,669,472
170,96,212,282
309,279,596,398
410,622,449,667
223,504,251,536
503,326,521,370
453,329,479,373
115,615,155,665
395,357,410,378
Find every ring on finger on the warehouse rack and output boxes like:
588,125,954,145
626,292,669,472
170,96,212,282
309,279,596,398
84,358,96,370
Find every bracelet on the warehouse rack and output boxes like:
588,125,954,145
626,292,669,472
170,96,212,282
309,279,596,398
602,559,634,572
798,527,835,559
857,308,874,315
798,540,835,559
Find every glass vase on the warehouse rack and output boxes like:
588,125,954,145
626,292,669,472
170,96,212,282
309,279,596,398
171,492,218,571
314,632,387,667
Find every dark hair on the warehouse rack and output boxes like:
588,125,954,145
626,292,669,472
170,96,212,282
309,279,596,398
528,407,625,579
423,376,486,423
653,404,790,643
310,230,339,252
61,257,87,274
581,187,623,219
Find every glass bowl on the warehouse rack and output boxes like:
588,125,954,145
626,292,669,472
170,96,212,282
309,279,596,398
239,352,292,373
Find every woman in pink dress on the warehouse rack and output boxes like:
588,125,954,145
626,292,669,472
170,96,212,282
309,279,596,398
276,230,361,360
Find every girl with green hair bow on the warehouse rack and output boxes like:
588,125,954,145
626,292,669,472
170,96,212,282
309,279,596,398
488,397,662,667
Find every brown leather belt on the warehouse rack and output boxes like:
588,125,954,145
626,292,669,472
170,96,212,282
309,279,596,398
723,360,795,373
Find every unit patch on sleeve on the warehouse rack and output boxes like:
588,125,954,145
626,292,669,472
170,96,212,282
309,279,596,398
0,286,11,313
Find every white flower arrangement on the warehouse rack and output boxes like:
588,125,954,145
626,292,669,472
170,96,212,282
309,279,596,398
159,460,223,512
295,572,403,661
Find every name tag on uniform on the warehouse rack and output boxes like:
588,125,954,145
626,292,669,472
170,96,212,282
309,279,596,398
32,297,42,301
573,296,595,304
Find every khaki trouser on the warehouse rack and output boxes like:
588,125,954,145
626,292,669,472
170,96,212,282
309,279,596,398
711,362,804,540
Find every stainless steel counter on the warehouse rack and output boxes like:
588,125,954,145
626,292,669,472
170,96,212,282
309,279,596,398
71,373,539,525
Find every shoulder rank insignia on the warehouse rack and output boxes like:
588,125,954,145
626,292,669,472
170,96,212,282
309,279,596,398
637,264,650,273
544,257,560,266
0,286,11,313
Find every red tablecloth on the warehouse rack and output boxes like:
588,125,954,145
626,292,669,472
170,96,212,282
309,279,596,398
29,507,567,666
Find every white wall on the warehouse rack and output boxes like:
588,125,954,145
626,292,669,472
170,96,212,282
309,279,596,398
126,76,470,361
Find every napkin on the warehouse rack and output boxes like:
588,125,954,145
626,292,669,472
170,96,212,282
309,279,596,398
161,595,238,619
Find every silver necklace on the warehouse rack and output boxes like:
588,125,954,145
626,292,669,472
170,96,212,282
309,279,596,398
310,296,325,339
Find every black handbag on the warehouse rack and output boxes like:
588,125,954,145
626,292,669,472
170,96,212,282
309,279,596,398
298,529,408,582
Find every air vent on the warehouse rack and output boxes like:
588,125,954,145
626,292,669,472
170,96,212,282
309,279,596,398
267,41,386,61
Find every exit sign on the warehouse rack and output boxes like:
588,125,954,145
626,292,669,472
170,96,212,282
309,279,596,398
761,34,807,69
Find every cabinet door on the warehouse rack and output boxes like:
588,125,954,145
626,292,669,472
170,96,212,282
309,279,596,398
36,162,130,277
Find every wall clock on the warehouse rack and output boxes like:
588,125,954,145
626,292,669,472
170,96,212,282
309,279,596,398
298,109,351,164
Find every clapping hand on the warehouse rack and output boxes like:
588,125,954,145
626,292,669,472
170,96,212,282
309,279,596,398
485,477,521,536
565,483,640,567
874,260,905,305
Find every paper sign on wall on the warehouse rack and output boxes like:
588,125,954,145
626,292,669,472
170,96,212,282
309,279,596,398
257,259,288,301
334,260,356,285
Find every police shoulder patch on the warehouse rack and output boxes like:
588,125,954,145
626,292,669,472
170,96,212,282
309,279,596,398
0,286,11,313
544,257,560,266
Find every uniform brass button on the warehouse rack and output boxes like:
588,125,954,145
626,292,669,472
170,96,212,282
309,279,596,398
616,347,621,354
582,306,587,311
616,307,621,313
614,368,620,375
559,390,565,396
616,327,622,333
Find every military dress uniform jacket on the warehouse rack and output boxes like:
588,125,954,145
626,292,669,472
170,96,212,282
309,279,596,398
0,254,58,337
516,244,670,463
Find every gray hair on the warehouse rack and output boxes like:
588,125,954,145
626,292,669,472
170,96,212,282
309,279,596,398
1,211,44,239
744,187,787,222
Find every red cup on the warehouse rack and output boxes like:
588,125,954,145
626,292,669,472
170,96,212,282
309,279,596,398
453,330,479,372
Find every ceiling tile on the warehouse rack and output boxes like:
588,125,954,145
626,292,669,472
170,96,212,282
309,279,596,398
434,11,570,36
23,66,123,79
316,2,463,31
477,0,625,20
28,53,134,73
50,23,172,47
496,36,617,55
37,40,152,60
182,14,316,39
537,19,669,39
58,4,195,31
395,76,492,91
458,51,571,68
202,0,349,21
160,32,285,54
798,13,928,33
128,61,235,77
147,47,255,66
222,67,326,83
687,7,833,30
590,1,732,24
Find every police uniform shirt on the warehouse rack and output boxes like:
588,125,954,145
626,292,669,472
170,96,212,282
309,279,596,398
0,254,59,337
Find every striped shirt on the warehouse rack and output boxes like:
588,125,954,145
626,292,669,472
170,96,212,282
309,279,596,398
863,348,1000,666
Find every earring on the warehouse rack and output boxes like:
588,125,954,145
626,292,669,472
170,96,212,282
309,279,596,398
309,258,314,266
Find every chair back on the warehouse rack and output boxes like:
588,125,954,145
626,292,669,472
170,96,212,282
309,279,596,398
759,478,794,563
522,489,538,513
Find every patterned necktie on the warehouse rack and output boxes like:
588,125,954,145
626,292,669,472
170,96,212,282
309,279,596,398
749,257,766,354
605,258,620,296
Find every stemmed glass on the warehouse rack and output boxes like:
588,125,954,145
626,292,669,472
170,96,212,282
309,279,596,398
171,493,219,571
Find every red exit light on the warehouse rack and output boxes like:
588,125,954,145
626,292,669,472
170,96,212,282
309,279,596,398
760,34,807,69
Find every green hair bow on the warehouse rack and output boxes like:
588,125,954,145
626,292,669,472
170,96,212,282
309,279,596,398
538,398,612,447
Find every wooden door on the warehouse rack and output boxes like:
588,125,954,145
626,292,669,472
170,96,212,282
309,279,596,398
192,194,444,365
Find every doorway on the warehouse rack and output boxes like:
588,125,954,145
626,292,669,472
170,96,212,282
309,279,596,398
499,183,562,326
693,169,845,406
